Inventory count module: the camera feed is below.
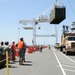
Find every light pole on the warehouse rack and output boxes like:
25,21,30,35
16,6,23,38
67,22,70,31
18,28,20,41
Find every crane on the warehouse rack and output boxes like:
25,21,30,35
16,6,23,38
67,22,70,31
19,0,62,46
19,18,50,46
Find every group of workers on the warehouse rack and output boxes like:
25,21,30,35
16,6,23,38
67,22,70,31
0,37,50,66
0,37,27,65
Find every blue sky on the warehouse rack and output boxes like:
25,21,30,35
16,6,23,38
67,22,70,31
0,0,75,45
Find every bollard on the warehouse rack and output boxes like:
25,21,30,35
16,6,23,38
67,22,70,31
6,51,9,75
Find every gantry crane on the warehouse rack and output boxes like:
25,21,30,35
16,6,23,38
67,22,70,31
19,16,51,46
19,0,63,46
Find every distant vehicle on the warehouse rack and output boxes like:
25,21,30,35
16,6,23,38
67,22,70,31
60,22,75,55
54,43,60,50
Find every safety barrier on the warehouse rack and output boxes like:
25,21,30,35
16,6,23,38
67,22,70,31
27,46,38,53
27,46,33,53
0,53,6,67
0,51,9,75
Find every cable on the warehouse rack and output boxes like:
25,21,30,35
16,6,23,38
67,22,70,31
37,23,54,45
68,0,75,14
67,11,74,21
62,2,74,21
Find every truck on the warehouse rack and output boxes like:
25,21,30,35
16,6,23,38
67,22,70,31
60,22,75,55
54,43,60,50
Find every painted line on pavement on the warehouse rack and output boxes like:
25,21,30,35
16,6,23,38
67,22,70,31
61,62,75,65
56,63,75,73
59,52,75,64
64,69,75,72
62,64,75,68
52,49,66,75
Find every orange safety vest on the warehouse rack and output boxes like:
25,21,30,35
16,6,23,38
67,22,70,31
18,41,24,49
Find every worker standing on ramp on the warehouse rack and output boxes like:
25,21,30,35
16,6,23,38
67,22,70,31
18,37,26,65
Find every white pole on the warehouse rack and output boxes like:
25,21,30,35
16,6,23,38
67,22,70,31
18,28,20,41
55,25,58,43
33,19,36,46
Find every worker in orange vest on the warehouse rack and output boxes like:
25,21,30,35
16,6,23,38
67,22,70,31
11,41,16,62
18,37,26,65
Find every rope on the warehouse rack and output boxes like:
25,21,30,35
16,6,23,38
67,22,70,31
0,56,9,63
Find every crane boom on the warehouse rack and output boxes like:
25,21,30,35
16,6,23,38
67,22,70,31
19,20,34,24
19,0,62,45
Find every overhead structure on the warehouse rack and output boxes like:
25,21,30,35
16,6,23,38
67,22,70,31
19,18,51,46
70,22,75,33
23,27,33,30
50,6,66,24
50,0,66,24
36,35,55,37
19,0,64,45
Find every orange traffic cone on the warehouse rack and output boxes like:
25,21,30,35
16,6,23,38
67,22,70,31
27,46,32,53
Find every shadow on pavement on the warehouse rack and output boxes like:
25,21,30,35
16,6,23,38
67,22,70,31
13,60,19,62
25,61,32,63
0,65,6,70
67,52,75,56
0,65,18,69
9,65,18,68
21,63,33,66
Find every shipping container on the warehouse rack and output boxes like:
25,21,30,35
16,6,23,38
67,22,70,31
50,6,66,24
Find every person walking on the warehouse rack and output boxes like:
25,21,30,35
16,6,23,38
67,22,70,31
11,41,16,62
48,45,50,49
18,37,26,65
39,45,42,52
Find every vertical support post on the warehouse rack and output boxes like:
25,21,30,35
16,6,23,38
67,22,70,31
18,28,20,41
55,25,58,43
33,19,36,46
6,51,9,75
